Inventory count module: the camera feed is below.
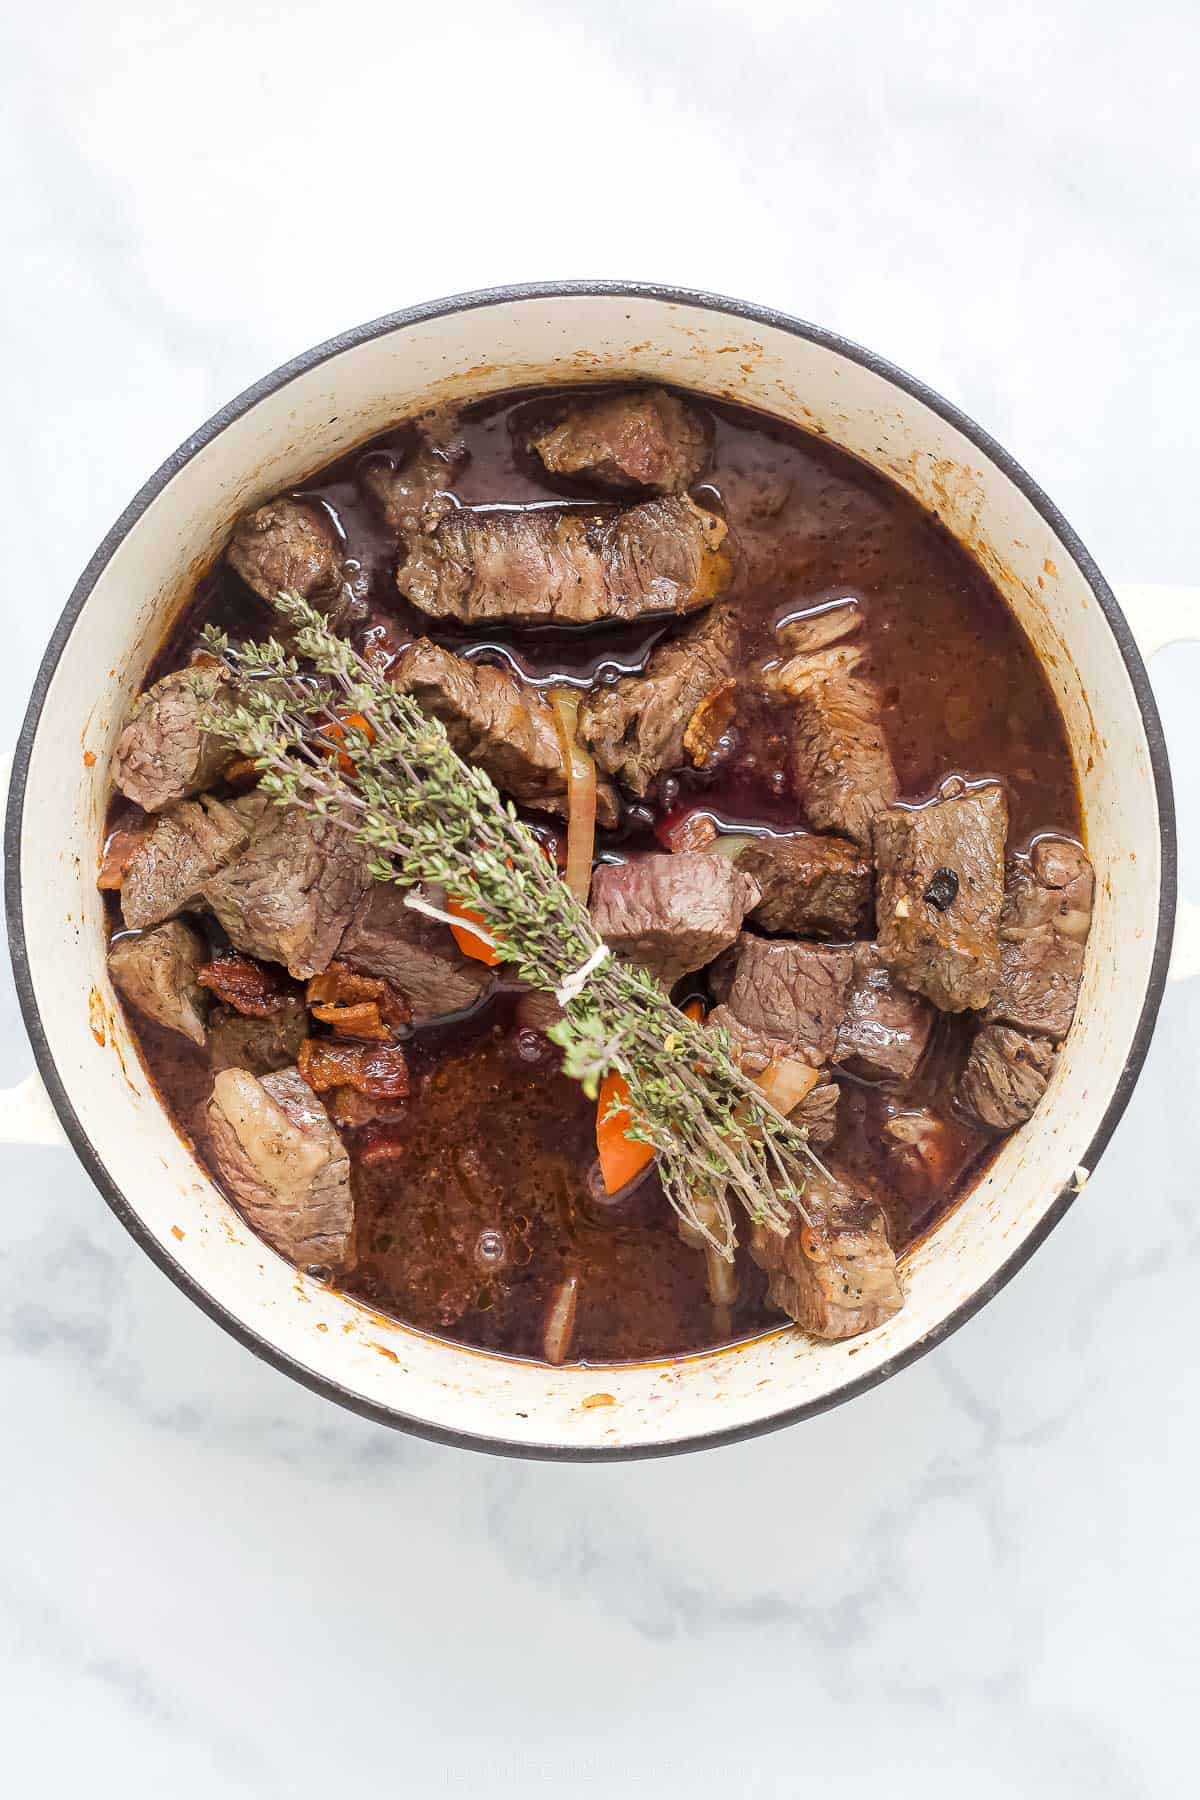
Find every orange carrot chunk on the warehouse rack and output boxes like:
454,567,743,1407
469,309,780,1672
595,999,705,1193
446,899,503,967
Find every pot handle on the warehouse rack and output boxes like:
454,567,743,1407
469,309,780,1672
1117,583,1200,981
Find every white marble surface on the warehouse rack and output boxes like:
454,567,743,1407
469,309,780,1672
3,2,1198,1792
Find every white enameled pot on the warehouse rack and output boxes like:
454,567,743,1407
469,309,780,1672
4,284,1196,1459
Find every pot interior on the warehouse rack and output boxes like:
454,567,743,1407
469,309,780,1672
11,291,1166,1454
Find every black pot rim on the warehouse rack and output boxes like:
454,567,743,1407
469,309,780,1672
4,280,1177,1462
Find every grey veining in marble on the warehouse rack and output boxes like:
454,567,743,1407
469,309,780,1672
2,1,1197,1793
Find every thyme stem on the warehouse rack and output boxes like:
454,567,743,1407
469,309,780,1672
202,593,816,1254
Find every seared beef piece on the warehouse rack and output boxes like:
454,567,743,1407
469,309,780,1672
834,943,935,1083
202,803,370,980
121,793,258,930
528,388,710,494
709,934,855,1065
336,883,492,1020
986,837,1094,1039
589,853,761,988
706,1005,839,1146
396,495,731,627
390,639,620,827
108,920,208,1045
227,498,342,609
206,1066,353,1270
208,999,308,1076
750,1164,903,1340
735,833,873,938
578,604,740,797
112,662,235,814
874,785,1008,1012
769,609,898,846
359,444,462,536
957,1023,1054,1131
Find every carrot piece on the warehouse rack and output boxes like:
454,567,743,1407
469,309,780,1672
596,1068,654,1194
595,999,706,1193
446,899,503,967
317,711,375,776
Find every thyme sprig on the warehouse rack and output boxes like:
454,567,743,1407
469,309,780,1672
201,593,816,1255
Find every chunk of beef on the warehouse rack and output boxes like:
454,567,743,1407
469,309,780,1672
834,943,935,1082
112,662,235,813
769,610,898,846
589,853,761,988
336,883,493,1020
390,639,620,827
986,837,1094,1039
957,1023,1054,1131
578,604,740,797
121,793,257,930
706,1005,839,1145
528,388,710,494
750,1165,903,1340
206,1066,353,1270
208,999,308,1075
709,934,854,1065
108,920,208,1045
359,443,462,536
202,803,370,980
227,498,343,609
734,833,872,937
396,495,730,627
874,785,1008,1012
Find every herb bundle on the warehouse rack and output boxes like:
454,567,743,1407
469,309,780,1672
202,593,818,1255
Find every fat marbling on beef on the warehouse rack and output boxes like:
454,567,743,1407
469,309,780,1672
709,934,855,1065
578,604,740,797
833,942,935,1083
768,602,899,846
589,852,760,988
390,638,620,827
750,1163,903,1340
396,494,731,627
527,387,710,494
986,837,1094,1039
108,920,208,1045
734,832,873,938
112,661,235,814
206,1066,353,1270
874,784,1009,1012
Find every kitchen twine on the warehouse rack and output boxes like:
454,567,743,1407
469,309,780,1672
403,892,611,1004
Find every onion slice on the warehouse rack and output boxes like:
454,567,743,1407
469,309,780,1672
542,1272,580,1365
550,688,597,904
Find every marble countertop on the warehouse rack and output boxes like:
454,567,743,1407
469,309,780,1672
3,2,1197,1792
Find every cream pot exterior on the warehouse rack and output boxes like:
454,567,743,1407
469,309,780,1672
3,285,1191,1458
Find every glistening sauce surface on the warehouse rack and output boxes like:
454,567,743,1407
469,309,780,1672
111,385,1082,1362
